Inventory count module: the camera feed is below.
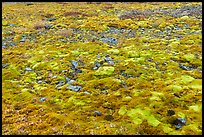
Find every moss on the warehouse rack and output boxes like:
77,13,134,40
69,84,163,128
183,54,195,62
189,79,202,90
2,2,202,135
127,51,140,58
179,75,195,85
167,85,183,92
188,105,201,112
126,107,161,127
146,115,161,127
14,90,33,102
162,124,174,134
122,96,132,101
66,96,86,107
2,64,21,80
118,106,127,116
95,66,115,76
107,49,120,55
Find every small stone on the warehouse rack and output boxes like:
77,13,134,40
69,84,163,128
55,80,65,89
66,85,82,92
94,111,102,116
8,24,16,27
108,60,114,65
75,68,82,73
20,37,26,42
2,64,9,68
179,64,193,71
37,80,43,84
101,90,108,94
96,55,101,59
101,37,118,46
84,91,91,95
25,67,32,71
65,77,75,84
104,57,112,62
93,61,101,70
44,24,52,29
47,18,57,21
40,97,46,102
173,118,187,129
70,60,78,67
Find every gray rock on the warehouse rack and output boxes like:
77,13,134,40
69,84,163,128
39,97,46,102
94,111,102,116
70,60,78,67
93,61,101,70
37,80,43,84
25,67,32,71
65,77,75,84
20,37,26,42
47,18,57,21
2,64,9,68
55,80,65,89
66,85,82,92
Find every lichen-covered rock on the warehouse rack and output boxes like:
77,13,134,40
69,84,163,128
95,66,115,76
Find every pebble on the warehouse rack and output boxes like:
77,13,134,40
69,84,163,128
101,37,118,46
44,24,52,29
20,37,26,42
173,118,187,129
104,57,112,62
55,80,65,89
65,77,75,84
25,67,32,71
108,60,114,65
179,64,194,71
47,18,57,21
8,24,17,27
84,91,91,95
93,61,101,70
2,64,9,68
39,97,46,102
2,43,7,48
70,60,78,68
37,80,43,84
66,85,82,92
94,111,102,116
101,90,108,94
96,55,101,59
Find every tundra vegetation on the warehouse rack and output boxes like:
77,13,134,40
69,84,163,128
2,2,202,135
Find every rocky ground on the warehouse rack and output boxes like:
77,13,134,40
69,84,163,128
2,2,202,135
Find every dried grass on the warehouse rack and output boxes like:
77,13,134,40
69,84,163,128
59,29,73,37
33,21,45,30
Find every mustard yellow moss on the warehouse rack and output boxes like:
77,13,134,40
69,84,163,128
2,2,202,135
